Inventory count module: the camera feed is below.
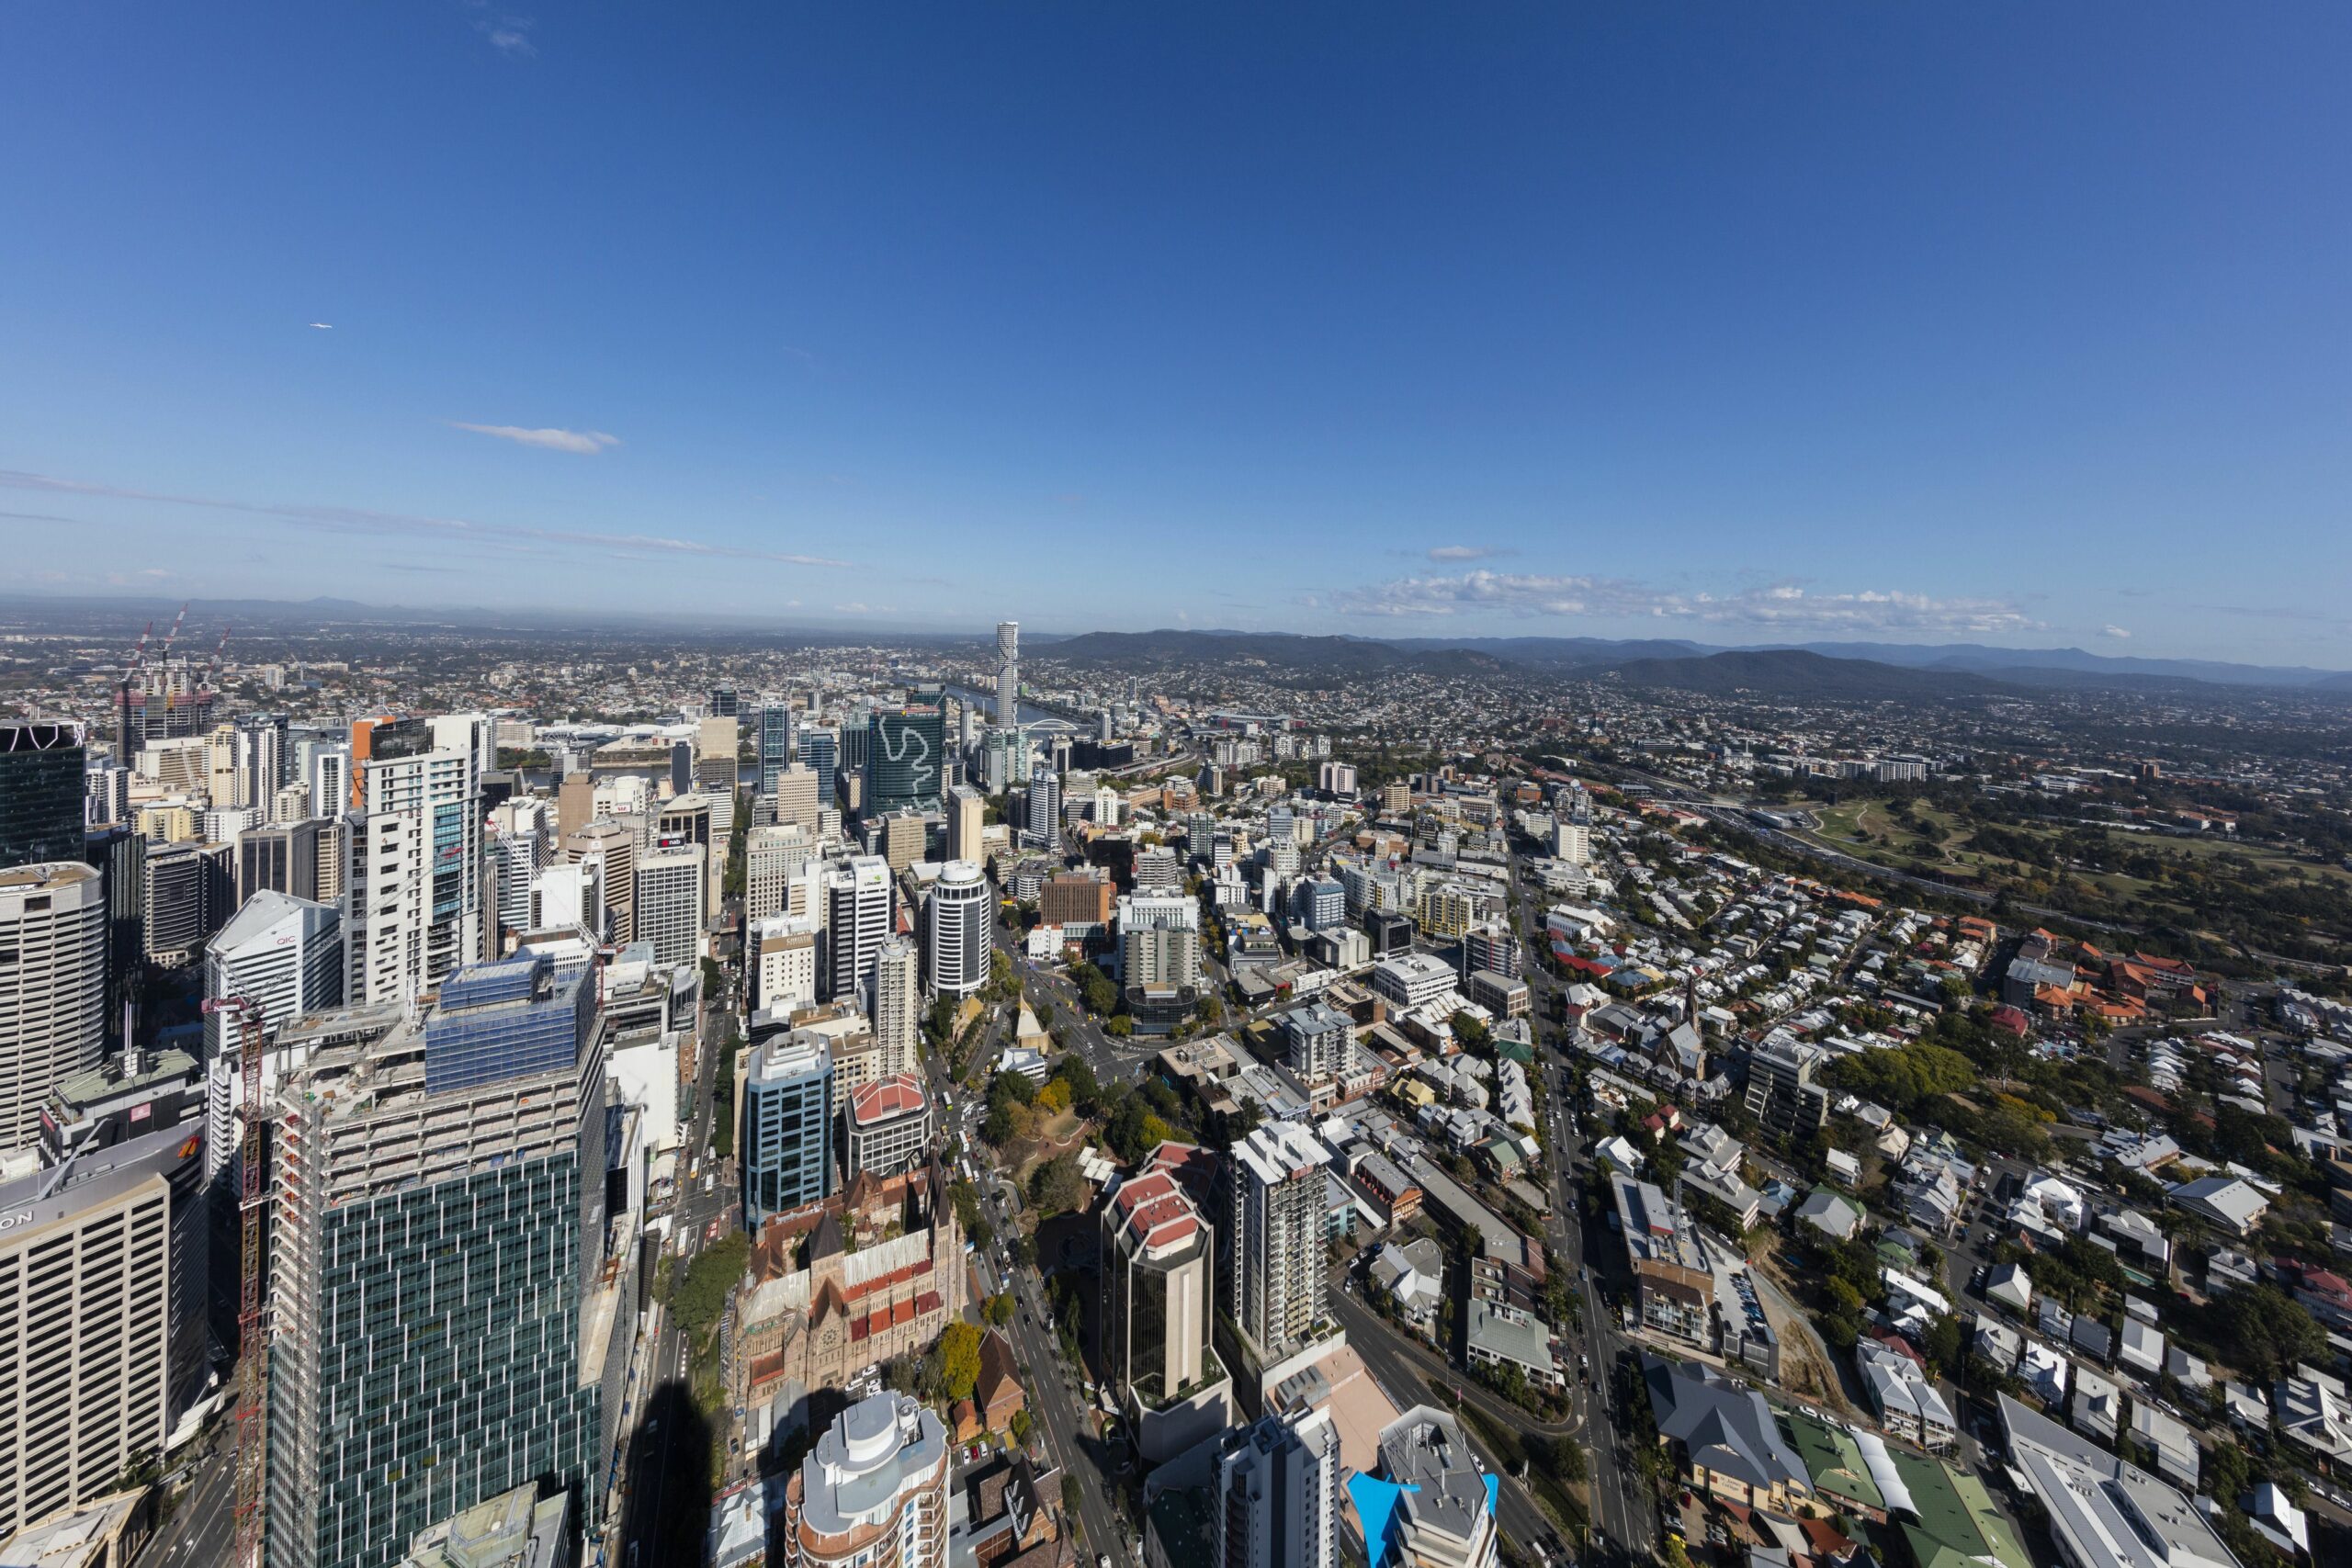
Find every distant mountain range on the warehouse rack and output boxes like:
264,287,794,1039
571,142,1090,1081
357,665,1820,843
1042,629,1508,679
1382,635,2350,690
1,594,2342,697
1609,649,2014,700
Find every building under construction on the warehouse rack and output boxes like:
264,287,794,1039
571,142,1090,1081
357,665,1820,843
261,971,609,1568
116,656,218,759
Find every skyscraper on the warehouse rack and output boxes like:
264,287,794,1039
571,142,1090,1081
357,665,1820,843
926,860,989,1000
265,987,603,1568
634,845,706,968
0,863,107,1152
742,1032,834,1224
0,1095,207,1541
345,715,487,1006
1227,1122,1329,1359
994,622,1020,728
783,1393,949,1568
1210,1407,1341,1568
770,763,822,829
747,822,818,923
707,685,741,719
756,701,795,795
1025,773,1060,848
1102,1164,1217,1427
202,891,345,1062
946,784,985,864
0,723,85,871
865,705,946,817
869,936,921,1078
799,725,839,803
822,856,892,1003
235,714,288,812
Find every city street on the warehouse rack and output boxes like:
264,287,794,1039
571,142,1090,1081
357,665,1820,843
131,1440,234,1567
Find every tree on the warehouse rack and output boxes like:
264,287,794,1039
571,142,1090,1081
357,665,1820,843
1060,1473,1083,1521
938,1321,983,1402
986,1292,1015,1326
1031,1153,1090,1216
2217,1284,2327,1382
1036,1078,1073,1114
1010,1407,1035,1446
674,1233,749,1338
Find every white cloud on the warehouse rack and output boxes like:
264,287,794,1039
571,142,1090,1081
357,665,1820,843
1333,569,2042,636
2099,625,2132,639
1427,545,1497,562
833,602,871,615
465,5,536,56
307,322,333,331
0,468,853,569
451,423,618,455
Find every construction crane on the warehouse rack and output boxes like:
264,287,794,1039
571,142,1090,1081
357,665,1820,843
202,995,272,1568
158,600,189,660
201,623,232,686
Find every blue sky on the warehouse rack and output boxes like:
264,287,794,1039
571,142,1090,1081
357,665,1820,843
3,4,2347,661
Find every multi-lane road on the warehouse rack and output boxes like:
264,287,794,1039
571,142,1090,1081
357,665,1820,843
131,1439,236,1567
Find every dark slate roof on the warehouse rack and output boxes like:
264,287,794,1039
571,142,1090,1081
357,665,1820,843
1643,1355,1810,1495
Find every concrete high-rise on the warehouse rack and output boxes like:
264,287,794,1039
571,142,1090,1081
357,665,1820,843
870,936,921,1078
822,856,892,1003
202,891,345,1062
750,913,820,1015
0,723,86,872
264,986,603,1568
1210,1408,1340,1568
0,1106,205,1541
0,863,107,1152
345,716,487,1006
945,785,985,865
747,822,819,923
1227,1122,1329,1359
142,841,231,967
563,820,634,943
1025,773,1060,848
782,1393,948,1568
634,845,706,968
743,1032,834,1224
770,764,822,831
925,860,989,1000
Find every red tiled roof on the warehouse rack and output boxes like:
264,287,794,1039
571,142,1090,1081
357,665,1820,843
849,1072,929,1126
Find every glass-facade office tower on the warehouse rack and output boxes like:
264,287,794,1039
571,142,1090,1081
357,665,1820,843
799,727,839,807
266,987,604,1568
865,706,945,817
743,1033,833,1224
0,723,86,871
756,704,795,795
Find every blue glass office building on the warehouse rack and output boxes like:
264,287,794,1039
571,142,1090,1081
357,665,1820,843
742,1034,833,1224
424,954,594,1094
756,704,794,795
